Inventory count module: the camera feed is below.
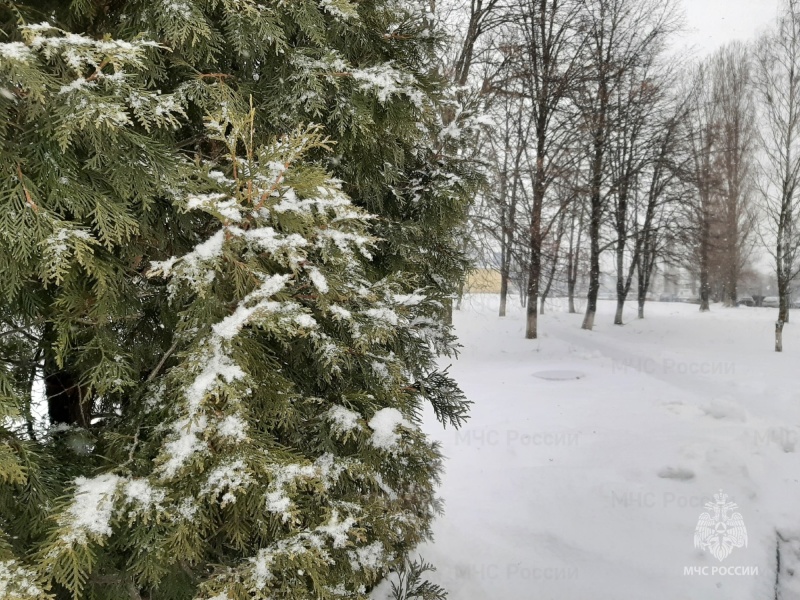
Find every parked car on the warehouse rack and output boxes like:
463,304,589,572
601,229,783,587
736,295,755,307
659,294,675,302
791,298,800,309
685,296,701,304
762,296,780,308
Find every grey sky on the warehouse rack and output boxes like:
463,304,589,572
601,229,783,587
678,0,779,56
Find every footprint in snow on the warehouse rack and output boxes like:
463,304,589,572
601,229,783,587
657,467,695,481
662,402,705,417
701,400,747,422
532,370,586,381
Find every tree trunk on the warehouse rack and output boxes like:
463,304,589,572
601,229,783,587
699,274,710,311
777,238,790,352
499,212,510,317
525,127,547,339
636,248,656,320
727,274,738,308
614,237,626,325
525,254,541,338
500,119,523,318
780,292,790,327
45,370,89,427
582,200,602,330
778,215,792,328
41,323,90,428
614,299,624,325
566,202,583,315
44,358,89,427
540,219,564,316
699,213,711,312
582,76,607,332
499,271,509,317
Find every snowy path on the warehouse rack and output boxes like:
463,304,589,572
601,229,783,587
413,296,800,600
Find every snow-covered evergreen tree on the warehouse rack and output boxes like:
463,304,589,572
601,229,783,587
0,1,472,598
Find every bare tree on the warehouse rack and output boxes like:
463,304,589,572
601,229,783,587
754,0,800,351
634,93,692,318
607,57,674,325
711,43,758,308
450,0,514,85
490,92,533,316
513,0,584,338
682,62,721,312
678,45,757,314
434,0,516,320
565,189,587,312
539,187,571,313
574,0,682,330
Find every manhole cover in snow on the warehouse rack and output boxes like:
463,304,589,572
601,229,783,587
532,370,585,381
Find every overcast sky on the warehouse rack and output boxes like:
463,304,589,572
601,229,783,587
678,0,780,56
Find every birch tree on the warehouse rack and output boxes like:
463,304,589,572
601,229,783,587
754,0,800,351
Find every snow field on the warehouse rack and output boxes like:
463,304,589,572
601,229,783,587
393,296,800,599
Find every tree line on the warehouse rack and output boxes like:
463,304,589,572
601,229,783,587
443,0,800,352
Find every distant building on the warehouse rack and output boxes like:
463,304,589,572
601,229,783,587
465,269,502,293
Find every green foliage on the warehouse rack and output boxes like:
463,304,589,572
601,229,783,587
388,556,448,600
0,0,473,598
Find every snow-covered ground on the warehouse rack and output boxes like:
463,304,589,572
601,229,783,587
404,296,800,599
